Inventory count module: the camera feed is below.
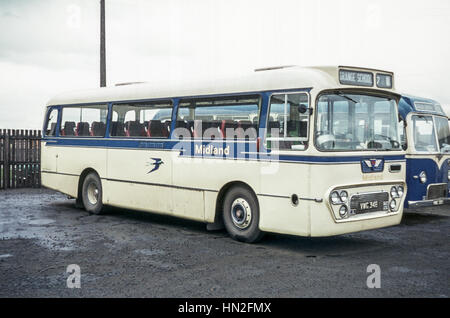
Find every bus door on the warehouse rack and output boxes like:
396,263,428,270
260,92,311,236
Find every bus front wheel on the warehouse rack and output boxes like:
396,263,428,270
81,173,104,215
222,186,264,243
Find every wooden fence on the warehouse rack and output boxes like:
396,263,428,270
0,129,42,190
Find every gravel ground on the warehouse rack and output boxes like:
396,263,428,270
0,188,448,298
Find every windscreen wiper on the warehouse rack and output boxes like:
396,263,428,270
337,92,358,104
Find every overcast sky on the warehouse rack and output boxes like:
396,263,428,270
1,0,450,129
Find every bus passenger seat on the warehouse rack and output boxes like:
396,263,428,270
126,121,146,137
111,122,126,136
91,121,106,137
175,120,187,129
238,120,257,139
148,120,164,137
221,120,237,138
175,120,191,138
63,121,76,136
77,122,90,136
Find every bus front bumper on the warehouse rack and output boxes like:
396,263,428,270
408,197,450,208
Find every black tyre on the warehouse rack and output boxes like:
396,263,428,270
81,172,104,215
222,186,264,243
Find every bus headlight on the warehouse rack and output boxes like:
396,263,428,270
330,190,349,205
397,186,404,197
339,191,348,204
390,186,399,198
339,205,348,218
419,171,427,184
390,199,397,211
331,191,341,205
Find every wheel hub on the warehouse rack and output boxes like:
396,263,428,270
87,182,99,205
231,198,252,229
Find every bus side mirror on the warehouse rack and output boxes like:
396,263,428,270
298,104,310,114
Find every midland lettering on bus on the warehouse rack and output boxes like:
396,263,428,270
398,95,450,208
41,65,407,243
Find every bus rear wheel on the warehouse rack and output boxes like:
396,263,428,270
81,172,104,215
222,186,264,243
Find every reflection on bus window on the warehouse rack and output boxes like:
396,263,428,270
315,94,400,151
45,108,59,136
434,116,450,153
60,105,108,137
175,95,260,140
412,115,438,152
399,119,407,150
414,102,444,114
111,101,173,138
266,93,309,151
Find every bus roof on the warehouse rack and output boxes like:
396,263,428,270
46,66,397,106
398,94,447,118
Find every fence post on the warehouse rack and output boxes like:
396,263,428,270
38,130,41,188
12,129,16,189
1,129,4,189
4,130,10,189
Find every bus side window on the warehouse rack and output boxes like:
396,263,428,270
267,93,309,150
60,107,80,136
59,104,108,137
111,101,173,138
82,105,108,137
175,96,261,140
45,108,59,137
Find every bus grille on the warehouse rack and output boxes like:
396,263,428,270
427,184,447,200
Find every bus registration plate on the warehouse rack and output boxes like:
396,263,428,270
350,192,389,214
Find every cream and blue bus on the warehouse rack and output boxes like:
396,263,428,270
398,95,450,208
41,66,407,243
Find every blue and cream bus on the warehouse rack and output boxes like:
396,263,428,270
398,95,450,208
41,66,407,243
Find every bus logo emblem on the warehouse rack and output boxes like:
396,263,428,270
147,158,164,174
362,159,384,173
365,159,382,169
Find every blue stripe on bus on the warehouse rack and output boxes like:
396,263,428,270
42,137,405,163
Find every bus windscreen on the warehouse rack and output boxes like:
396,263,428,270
315,93,401,151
